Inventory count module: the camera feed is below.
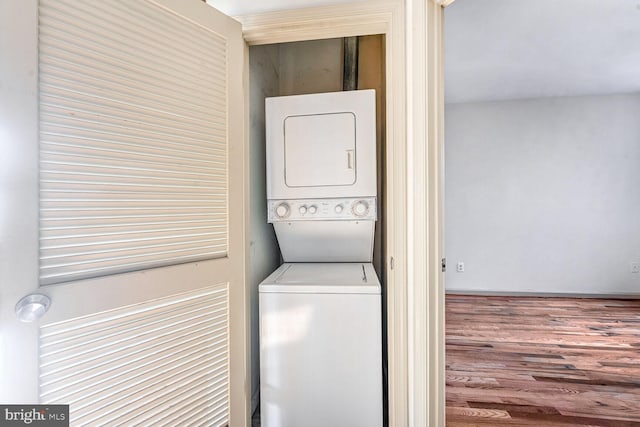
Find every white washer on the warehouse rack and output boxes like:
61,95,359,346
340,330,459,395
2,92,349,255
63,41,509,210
259,263,382,427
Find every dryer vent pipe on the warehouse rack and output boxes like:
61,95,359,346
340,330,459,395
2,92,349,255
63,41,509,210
343,36,359,91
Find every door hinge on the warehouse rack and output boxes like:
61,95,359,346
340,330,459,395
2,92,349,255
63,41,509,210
441,258,446,272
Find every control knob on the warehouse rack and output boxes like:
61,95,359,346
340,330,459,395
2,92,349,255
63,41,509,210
335,204,344,213
275,203,290,218
299,205,308,214
308,205,318,214
352,200,369,217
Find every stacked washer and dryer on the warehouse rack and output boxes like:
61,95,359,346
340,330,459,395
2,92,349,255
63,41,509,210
259,90,383,427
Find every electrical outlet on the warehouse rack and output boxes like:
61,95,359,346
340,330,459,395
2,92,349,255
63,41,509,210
456,262,465,273
631,262,640,274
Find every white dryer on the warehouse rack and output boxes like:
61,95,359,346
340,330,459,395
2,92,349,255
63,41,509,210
266,90,376,200
259,263,382,427
266,90,377,262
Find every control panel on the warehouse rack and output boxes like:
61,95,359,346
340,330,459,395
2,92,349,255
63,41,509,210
268,197,377,222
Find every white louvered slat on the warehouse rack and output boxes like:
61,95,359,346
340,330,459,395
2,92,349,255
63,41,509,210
39,284,230,426
38,0,229,285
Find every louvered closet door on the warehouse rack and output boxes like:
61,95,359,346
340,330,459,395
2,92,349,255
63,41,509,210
0,0,247,425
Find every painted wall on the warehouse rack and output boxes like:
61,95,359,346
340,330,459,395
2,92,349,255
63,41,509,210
445,93,640,295
444,0,640,104
248,44,282,409
278,38,343,95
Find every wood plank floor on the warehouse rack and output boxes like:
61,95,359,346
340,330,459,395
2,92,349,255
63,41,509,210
446,295,640,426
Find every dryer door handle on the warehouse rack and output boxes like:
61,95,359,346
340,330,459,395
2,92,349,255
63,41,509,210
347,150,354,169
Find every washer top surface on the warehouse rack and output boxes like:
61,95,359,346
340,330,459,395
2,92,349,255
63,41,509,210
259,263,380,294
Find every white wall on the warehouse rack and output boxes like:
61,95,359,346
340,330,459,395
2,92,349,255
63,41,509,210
445,93,640,295
444,0,640,104
249,44,282,408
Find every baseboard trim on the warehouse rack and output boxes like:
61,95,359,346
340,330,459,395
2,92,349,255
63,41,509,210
445,290,640,299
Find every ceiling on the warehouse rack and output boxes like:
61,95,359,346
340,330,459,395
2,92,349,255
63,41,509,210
445,0,640,104
207,0,362,16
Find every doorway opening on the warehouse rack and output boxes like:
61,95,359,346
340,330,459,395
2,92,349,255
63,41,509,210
248,35,388,425
443,1,640,425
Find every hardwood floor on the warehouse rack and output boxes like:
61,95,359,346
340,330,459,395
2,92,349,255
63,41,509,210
446,295,640,426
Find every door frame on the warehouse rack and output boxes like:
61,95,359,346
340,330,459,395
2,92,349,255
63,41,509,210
237,0,447,425
406,1,448,426
240,2,408,425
